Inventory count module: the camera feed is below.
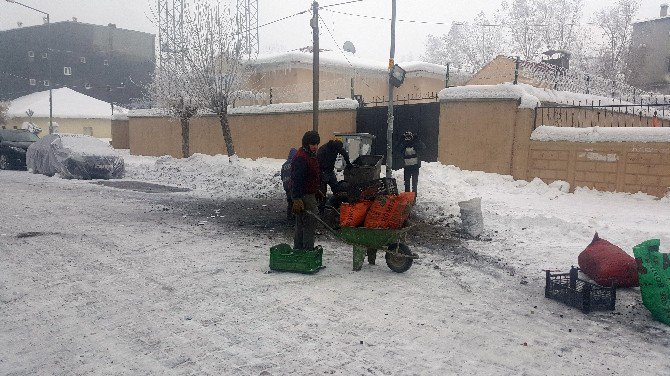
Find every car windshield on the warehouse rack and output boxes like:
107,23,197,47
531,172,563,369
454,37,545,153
0,129,40,142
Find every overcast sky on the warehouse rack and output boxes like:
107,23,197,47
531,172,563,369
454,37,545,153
0,0,664,61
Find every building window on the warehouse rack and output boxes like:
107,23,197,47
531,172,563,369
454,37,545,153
43,80,50,87
64,67,72,75
103,59,109,66
28,51,34,58
29,79,36,86
42,52,48,59
80,57,86,63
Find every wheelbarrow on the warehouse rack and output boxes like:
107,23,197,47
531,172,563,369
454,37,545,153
307,210,417,273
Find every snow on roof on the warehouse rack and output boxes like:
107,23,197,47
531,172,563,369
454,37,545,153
7,87,128,119
531,125,670,143
129,98,358,118
251,51,455,78
439,83,631,109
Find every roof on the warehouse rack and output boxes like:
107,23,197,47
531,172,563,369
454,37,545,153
7,87,128,119
0,21,154,37
249,51,460,78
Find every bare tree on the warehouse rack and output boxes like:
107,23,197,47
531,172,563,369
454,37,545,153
423,12,507,73
149,1,198,159
592,0,640,86
500,0,549,60
184,0,248,158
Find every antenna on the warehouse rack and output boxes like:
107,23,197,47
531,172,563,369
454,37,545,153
236,0,259,59
343,41,356,54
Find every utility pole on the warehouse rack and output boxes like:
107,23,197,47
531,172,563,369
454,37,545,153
385,0,396,178
311,1,319,132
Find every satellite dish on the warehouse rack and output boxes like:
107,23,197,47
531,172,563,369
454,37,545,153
343,41,356,54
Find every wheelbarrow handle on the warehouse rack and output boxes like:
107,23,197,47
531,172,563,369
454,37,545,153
304,210,341,237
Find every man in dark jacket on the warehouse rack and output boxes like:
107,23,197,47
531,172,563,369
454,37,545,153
291,131,321,250
317,139,352,197
399,131,425,194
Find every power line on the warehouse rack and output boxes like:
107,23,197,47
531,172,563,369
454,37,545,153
319,0,368,10
322,8,447,25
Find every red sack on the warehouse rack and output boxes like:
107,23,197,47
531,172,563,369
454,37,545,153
578,232,639,288
363,194,414,229
340,201,373,227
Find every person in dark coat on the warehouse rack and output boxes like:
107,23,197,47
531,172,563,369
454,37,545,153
398,131,425,194
280,147,298,220
317,139,352,198
291,131,321,250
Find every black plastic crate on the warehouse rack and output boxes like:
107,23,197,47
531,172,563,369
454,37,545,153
545,267,616,313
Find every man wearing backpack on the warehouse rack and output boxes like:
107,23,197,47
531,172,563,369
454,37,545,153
280,148,298,220
399,131,425,194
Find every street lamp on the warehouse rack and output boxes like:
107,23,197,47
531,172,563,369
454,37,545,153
6,0,53,134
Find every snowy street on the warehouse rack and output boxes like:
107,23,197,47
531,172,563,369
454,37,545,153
1,154,669,375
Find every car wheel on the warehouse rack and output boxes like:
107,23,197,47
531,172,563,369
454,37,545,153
0,154,9,170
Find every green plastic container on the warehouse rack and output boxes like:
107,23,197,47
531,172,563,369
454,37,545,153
633,239,670,326
269,244,323,274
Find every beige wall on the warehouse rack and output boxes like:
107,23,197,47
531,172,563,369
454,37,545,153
129,116,182,157
5,117,112,138
111,119,130,149
245,66,447,106
439,99,529,175
129,109,357,159
527,141,670,197
439,97,670,197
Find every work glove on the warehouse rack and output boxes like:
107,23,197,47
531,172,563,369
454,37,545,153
292,199,305,214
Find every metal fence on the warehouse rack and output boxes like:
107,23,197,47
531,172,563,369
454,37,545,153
534,101,670,129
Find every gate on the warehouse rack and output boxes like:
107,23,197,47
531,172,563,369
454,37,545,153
356,102,440,170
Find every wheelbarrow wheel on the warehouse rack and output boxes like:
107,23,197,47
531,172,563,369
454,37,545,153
385,243,413,273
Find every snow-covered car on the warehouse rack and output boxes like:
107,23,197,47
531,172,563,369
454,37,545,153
0,129,40,170
26,133,124,179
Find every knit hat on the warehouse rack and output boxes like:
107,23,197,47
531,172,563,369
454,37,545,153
302,131,321,147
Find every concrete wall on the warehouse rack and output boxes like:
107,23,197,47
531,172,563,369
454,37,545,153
439,97,670,197
111,118,129,149
4,117,112,138
129,109,357,159
527,141,670,197
439,99,532,175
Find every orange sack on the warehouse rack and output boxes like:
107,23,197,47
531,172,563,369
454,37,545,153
340,201,373,227
363,192,415,229
578,232,639,288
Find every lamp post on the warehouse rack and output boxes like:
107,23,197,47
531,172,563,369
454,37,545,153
6,0,53,134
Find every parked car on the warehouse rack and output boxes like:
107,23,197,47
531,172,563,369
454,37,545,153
27,133,124,179
0,129,41,170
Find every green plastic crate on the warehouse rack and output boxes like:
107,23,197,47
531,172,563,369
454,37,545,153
269,244,323,274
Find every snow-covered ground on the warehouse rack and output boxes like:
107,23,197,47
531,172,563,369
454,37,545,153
1,152,669,375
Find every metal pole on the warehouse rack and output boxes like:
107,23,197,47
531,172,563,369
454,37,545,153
47,13,53,134
311,1,319,132
386,0,396,178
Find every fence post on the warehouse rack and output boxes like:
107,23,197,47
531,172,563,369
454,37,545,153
514,56,520,85
269,87,273,104
350,78,355,99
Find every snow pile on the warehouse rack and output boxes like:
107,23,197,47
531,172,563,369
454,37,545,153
439,83,632,109
532,125,670,143
123,153,285,199
229,98,358,115
251,51,456,78
7,87,127,119
128,99,358,118
439,83,541,108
